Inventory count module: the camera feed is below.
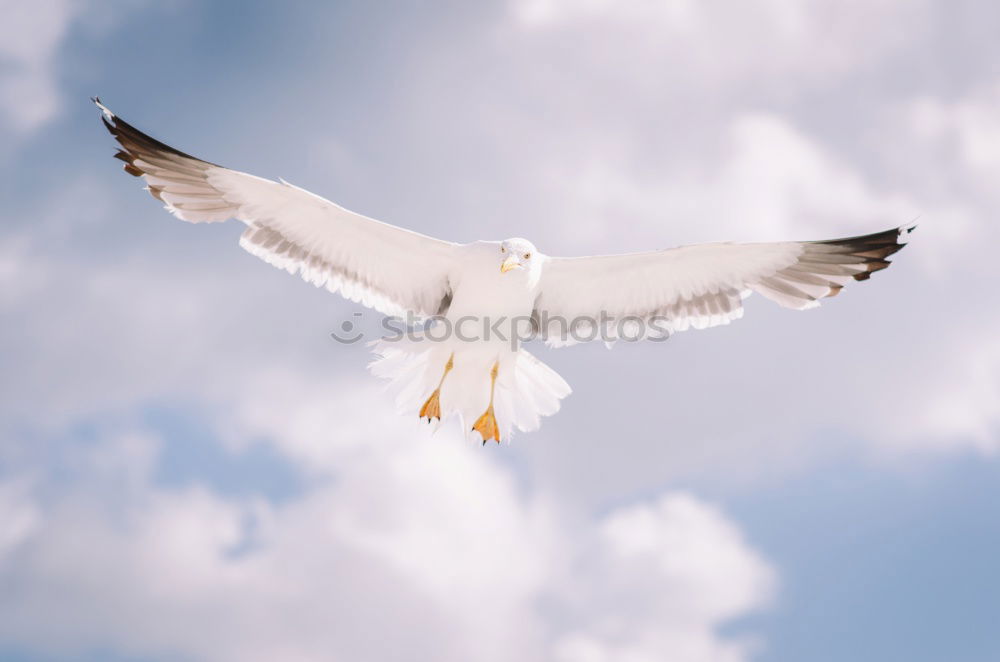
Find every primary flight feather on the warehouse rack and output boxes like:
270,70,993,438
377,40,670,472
94,98,912,443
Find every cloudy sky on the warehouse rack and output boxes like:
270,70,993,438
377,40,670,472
1,0,999,660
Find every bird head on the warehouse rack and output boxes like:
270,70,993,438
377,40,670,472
499,238,537,274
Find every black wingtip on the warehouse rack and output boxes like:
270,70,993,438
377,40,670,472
895,223,916,247
92,97,114,121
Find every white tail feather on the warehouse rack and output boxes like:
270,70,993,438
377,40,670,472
369,338,571,442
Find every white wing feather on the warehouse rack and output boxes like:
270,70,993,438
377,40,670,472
97,99,456,318
535,227,912,346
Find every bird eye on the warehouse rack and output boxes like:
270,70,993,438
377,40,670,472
523,253,531,259
501,246,506,253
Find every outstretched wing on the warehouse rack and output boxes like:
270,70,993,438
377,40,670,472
95,98,457,318
534,226,913,346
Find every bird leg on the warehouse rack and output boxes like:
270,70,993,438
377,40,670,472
472,361,501,444
419,353,454,422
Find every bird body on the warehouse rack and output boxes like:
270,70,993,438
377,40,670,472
371,238,569,442
95,98,912,443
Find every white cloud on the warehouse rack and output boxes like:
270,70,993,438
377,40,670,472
511,0,924,83
0,477,40,562
538,113,932,251
907,84,1000,180
0,427,774,662
515,0,700,30
0,0,167,134
0,0,77,131
552,494,774,662
874,332,1000,454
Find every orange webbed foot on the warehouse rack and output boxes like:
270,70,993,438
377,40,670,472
472,406,500,444
419,389,442,422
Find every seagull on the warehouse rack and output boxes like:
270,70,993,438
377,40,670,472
94,98,913,444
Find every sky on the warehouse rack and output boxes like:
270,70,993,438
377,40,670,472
0,0,998,660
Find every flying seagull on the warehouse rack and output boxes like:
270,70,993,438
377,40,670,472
94,98,913,444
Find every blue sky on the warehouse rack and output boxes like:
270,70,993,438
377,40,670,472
1,1,999,661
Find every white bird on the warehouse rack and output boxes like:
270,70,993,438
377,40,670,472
94,98,913,444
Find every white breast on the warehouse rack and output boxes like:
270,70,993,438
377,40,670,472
446,242,539,321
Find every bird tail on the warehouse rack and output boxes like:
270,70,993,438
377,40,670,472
369,338,571,442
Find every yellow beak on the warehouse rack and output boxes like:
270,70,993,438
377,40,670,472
500,255,520,273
